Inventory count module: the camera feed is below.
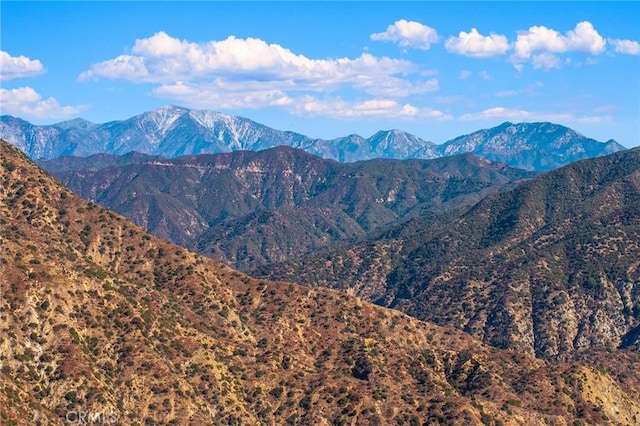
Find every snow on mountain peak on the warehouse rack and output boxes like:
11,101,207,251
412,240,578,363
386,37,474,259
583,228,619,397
143,105,188,135
188,108,235,131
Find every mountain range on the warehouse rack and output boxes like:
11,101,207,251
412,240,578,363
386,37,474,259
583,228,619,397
258,148,640,361
3,139,640,425
1,105,626,170
39,147,534,271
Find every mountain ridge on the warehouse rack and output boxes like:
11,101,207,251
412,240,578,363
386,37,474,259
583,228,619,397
40,146,534,271
1,105,626,170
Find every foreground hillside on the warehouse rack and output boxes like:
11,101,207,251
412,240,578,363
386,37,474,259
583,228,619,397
2,141,640,424
41,147,533,271
260,148,640,362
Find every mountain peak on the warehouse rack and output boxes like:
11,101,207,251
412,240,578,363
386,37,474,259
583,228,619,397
372,128,407,136
141,105,189,130
52,117,96,130
440,121,626,171
153,104,187,112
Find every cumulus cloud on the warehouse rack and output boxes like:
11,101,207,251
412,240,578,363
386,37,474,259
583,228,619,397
370,20,440,50
289,96,451,120
513,21,606,61
609,38,640,55
445,28,509,57
80,32,416,87
0,87,87,118
0,51,45,81
80,31,441,113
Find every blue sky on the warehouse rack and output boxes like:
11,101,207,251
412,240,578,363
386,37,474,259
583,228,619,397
1,1,639,146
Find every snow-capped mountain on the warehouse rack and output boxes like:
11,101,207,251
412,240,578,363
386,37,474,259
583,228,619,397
0,106,440,163
438,122,626,171
0,106,318,160
0,106,626,170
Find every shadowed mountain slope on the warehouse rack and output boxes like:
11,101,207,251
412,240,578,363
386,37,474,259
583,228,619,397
41,147,534,271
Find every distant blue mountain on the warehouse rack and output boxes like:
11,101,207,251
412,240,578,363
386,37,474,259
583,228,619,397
0,105,625,170
439,121,625,171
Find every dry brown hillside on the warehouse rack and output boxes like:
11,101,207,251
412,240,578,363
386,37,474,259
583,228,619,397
1,139,639,425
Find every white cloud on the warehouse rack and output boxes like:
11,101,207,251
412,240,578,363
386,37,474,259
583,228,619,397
80,32,440,114
151,77,438,111
370,20,440,50
152,80,293,110
80,55,148,81
291,96,451,120
445,28,509,57
152,80,449,120
0,51,45,81
609,38,640,55
460,107,541,121
513,21,606,61
566,22,607,54
0,87,87,118
80,32,416,87
478,70,491,80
